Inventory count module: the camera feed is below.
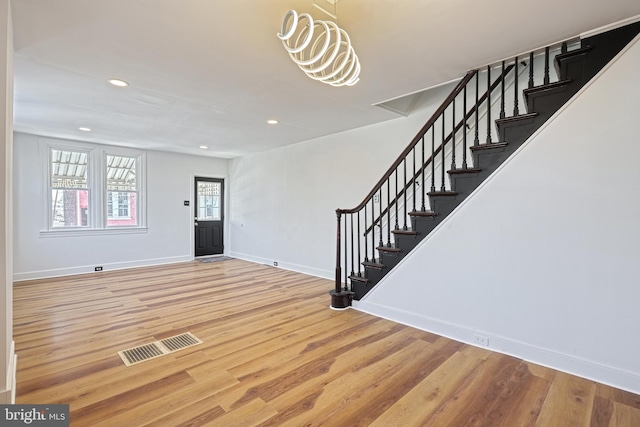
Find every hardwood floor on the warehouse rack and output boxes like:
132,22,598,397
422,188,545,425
13,259,640,426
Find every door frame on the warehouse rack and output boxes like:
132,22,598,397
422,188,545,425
191,174,228,259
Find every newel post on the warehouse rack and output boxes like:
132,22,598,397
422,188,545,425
330,209,353,309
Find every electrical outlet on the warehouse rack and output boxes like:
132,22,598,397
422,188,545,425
373,194,380,203
95,266,103,272
273,261,278,267
473,334,489,347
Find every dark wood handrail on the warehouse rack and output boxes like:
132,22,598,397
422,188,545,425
362,63,516,233
337,69,478,215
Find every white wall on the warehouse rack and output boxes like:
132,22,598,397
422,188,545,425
13,133,229,280
357,36,640,393
0,0,15,404
228,83,455,278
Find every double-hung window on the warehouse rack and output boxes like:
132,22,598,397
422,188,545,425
44,140,146,234
106,154,138,226
50,148,90,228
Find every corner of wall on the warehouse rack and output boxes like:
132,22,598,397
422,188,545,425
1,341,16,404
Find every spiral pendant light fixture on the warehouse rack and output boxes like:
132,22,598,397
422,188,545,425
277,9,360,87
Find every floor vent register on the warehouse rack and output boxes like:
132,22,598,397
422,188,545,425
118,332,202,366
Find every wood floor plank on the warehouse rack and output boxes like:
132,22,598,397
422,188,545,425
489,362,552,427
591,395,615,427
12,259,640,426
535,371,597,427
260,326,425,414
419,352,522,426
611,402,640,426
368,345,489,427
306,338,465,427
90,375,225,427
214,320,403,411
69,370,195,426
266,338,438,427
199,398,277,427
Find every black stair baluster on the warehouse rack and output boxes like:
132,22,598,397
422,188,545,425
344,213,348,288
513,56,520,116
421,136,426,211
378,188,383,248
462,85,468,169
334,211,342,294
386,179,391,246
544,46,550,84
431,128,436,192
486,65,491,144
350,213,355,277
441,111,446,191
500,61,506,119
412,147,416,213
363,205,368,263
356,211,361,276
451,96,456,170
474,73,479,146
528,52,534,88
561,42,567,54
394,169,399,229
370,199,375,261
403,157,408,230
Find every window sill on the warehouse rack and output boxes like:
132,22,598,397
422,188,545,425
39,227,148,238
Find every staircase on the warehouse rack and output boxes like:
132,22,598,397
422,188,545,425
330,21,640,309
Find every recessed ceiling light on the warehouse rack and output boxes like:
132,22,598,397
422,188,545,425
108,78,129,87
78,127,91,132
199,145,208,149
267,119,279,125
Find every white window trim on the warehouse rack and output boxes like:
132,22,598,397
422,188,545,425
103,148,145,229
40,139,147,237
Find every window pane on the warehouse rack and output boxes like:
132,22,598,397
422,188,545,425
106,155,137,227
107,191,137,226
106,155,136,191
50,149,89,228
51,189,89,227
197,181,221,220
51,149,88,189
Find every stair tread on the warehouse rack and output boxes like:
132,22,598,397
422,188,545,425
448,167,482,175
427,190,458,197
377,246,401,253
523,80,572,95
469,142,508,152
362,260,384,269
495,112,538,125
409,210,437,217
348,274,368,283
555,45,593,61
392,228,417,235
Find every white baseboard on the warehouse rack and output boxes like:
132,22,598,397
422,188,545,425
13,255,193,282
354,300,640,395
228,251,333,280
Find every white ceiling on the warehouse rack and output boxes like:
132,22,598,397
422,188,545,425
10,0,640,159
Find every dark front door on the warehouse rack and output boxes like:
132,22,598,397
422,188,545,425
194,177,224,257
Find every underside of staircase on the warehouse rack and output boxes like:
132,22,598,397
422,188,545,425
331,21,640,309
